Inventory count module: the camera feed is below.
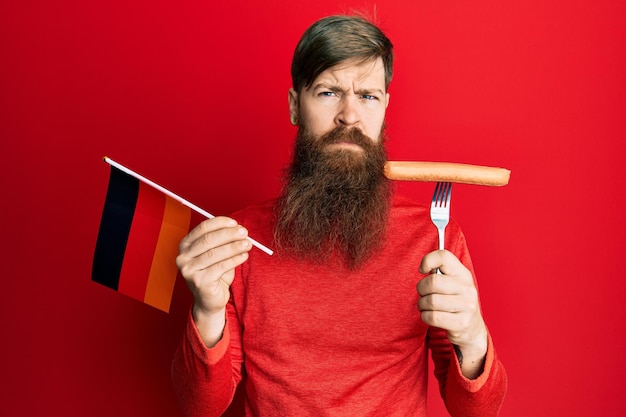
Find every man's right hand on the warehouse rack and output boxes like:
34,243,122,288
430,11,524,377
176,216,252,347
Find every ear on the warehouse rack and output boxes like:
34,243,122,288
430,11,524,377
288,88,299,120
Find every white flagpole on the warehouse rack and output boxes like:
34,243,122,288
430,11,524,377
103,157,273,256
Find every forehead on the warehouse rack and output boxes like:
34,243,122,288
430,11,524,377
311,58,386,90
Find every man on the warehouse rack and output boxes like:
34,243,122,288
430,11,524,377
172,15,507,417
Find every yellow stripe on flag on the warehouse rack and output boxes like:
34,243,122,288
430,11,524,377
144,197,191,312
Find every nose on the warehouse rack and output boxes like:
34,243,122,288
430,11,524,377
335,96,361,127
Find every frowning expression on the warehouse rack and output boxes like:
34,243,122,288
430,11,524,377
288,57,390,150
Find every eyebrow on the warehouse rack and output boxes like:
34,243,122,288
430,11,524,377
355,87,385,96
312,82,385,96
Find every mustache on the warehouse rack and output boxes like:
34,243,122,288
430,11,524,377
318,126,376,148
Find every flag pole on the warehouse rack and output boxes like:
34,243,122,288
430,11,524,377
103,157,274,256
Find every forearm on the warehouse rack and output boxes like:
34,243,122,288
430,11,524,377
171,310,238,417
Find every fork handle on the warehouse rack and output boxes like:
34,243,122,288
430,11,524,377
436,231,444,274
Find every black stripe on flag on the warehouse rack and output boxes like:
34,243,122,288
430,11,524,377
92,166,140,290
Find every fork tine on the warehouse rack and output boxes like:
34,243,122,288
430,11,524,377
431,182,439,206
432,182,442,206
432,181,452,207
442,182,451,207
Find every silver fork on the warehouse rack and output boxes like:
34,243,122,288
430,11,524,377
430,182,452,274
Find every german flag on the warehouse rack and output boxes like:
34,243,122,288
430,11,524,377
92,164,191,313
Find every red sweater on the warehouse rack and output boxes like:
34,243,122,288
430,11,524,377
172,195,507,416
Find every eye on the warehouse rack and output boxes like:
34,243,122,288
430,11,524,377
361,94,378,101
320,91,337,97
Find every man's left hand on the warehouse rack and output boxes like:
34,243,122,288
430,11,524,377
417,249,488,379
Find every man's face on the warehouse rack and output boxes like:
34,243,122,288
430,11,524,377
288,57,390,146
276,57,391,268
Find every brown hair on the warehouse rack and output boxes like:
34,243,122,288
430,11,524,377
291,15,394,93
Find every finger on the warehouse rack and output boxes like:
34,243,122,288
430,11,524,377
419,250,470,278
180,216,239,252
416,273,460,296
420,310,469,333
419,250,443,274
195,250,249,289
196,238,251,275
179,237,251,280
183,221,249,259
417,293,467,314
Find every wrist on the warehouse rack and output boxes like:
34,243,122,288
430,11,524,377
456,330,488,379
192,305,227,348
458,331,488,360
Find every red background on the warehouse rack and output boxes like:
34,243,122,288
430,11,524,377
2,0,625,416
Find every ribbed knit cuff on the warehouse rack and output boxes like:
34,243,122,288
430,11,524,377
449,331,495,392
185,308,231,366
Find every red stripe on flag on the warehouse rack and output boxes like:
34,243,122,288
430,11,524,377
144,196,191,312
117,181,166,302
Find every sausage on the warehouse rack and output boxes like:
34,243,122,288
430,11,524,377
383,161,511,186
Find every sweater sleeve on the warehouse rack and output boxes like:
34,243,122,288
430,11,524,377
445,332,507,416
429,326,507,416
171,304,244,417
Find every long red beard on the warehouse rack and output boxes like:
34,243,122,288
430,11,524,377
274,125,392,269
